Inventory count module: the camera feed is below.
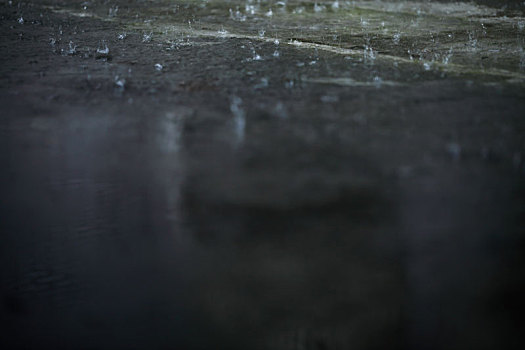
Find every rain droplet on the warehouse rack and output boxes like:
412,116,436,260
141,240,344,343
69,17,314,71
155,63,163,71
446,142,461,161
230,96,245,145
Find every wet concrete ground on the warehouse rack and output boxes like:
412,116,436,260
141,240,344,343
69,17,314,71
1,1,525,349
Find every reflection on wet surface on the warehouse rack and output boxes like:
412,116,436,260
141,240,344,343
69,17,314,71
1,0,525,349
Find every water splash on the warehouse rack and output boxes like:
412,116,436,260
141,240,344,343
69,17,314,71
393,33,401,45
142,32,152,43
314,3,326,13
108,5,118,18
114,75,126,94
229,7,246,22
66,41,77,55
364,45,376,63
95,40,110,59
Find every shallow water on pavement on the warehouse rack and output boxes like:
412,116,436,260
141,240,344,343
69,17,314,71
1,1,525,349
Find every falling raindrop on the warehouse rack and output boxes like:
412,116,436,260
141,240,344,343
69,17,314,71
230,96,246,145
447,142,462,161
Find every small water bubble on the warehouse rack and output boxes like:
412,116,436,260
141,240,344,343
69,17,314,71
155,63,163,71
